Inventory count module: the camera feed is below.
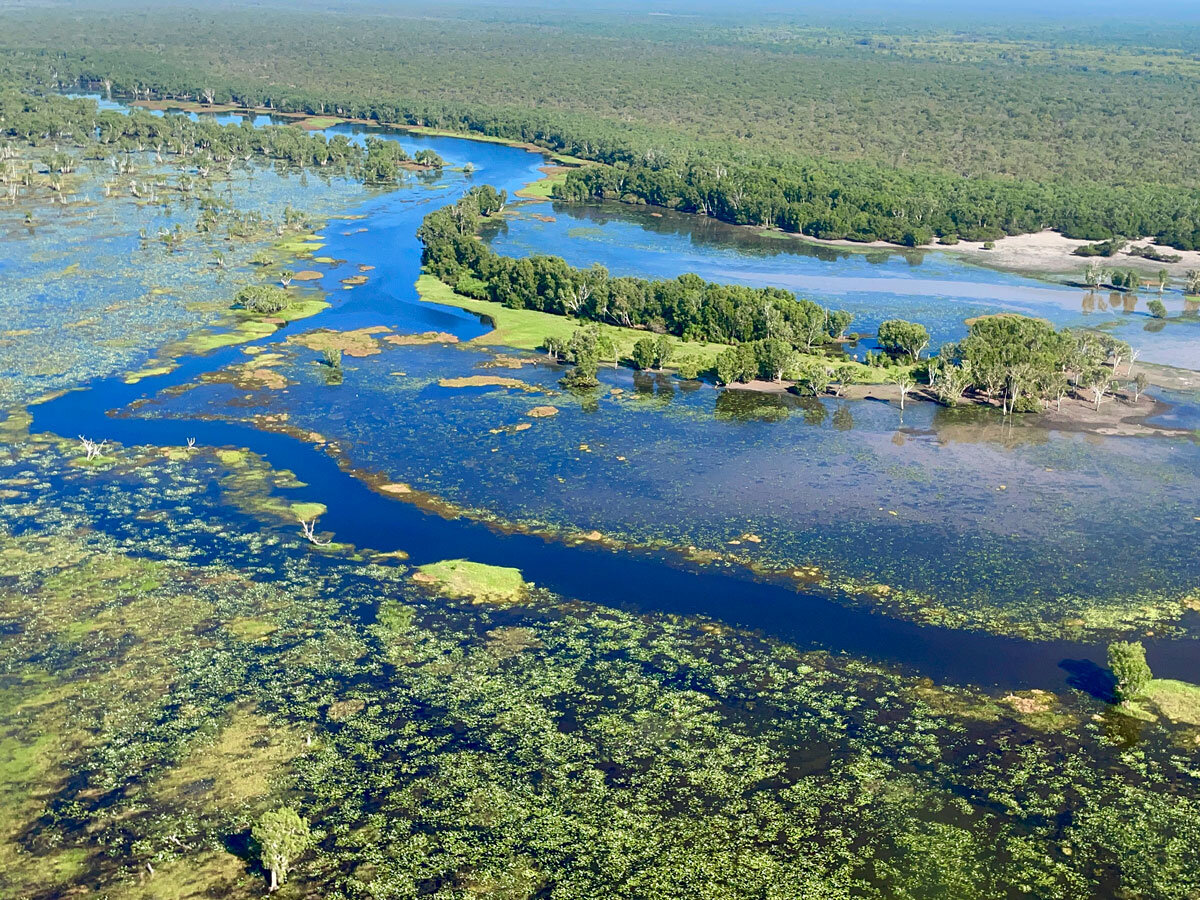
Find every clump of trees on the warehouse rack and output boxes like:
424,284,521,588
548,324,615,389
421,187,852,352
876,320,929,362
930,315,1133,414
234,284,291,314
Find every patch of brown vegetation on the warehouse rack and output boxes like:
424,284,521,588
383,331,460,346
488,422,533,434
292,270,323,281
526,406,559,418
1002,690,1057,715
236,367,290,390
480,354,539,369
438,375,539,391
341,275,369,286
327,698,366,721
289,326,391,357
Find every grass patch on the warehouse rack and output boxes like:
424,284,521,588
416,274,724,367
153,707,301,808
1143,679,1200,725
414,559,528,604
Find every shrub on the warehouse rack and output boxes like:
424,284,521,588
234,284,291,314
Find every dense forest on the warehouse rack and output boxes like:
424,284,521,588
2,3,1200,247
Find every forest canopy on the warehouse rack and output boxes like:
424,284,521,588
2,4,1200,247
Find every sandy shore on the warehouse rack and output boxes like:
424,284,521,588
762,227,1200,280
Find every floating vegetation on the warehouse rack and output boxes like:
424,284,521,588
438,375,540,391
288,326,390,357
384,331,460,346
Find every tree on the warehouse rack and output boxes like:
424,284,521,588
755,338,793,382
877,319,930,361
653,334,673,370
631,337,657,371
1130,372,1148,402
793,362,831,396
715,344,755,385
889,370,916,409
253,806,313,892
831,363,858,397
542,335,568,361
1186,270,1200,296
1147,298,1167,319
1107,641,1151,704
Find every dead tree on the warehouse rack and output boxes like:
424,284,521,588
300,518,331,546
78,436,107,460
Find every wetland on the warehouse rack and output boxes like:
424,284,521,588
2,91,1200,899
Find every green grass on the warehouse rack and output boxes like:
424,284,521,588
296,115,341,130
415,559,527,603
415,274,725,367
1142,679,1200,725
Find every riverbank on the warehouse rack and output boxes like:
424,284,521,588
747,225,1200,282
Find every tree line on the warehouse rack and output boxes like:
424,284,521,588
553,159,1200,251
419,187,854,349
6,7,1200,250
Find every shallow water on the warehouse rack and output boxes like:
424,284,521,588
18,99,1200,689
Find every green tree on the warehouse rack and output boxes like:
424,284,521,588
631,337,657,371
653,334,674,370
756,338,793,382
1147,298,1167,319
253,806,313,892
877,319,930,361
1107,641,1152,704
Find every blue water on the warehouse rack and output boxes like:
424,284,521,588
20,96,1200,692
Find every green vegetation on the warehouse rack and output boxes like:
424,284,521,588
252,806,312,892
414,558,527,603
1141,679,1200,725
416,274,724,366
934,315,1132,414
421,188,854,359
1107,640,1152,703
234,284,291,315
7,7,1200,248
877,319,931,362
2,474,1200,898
